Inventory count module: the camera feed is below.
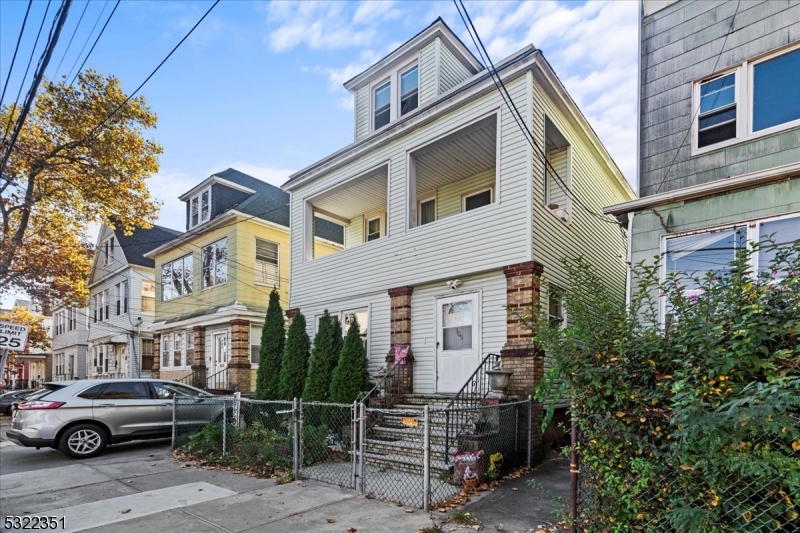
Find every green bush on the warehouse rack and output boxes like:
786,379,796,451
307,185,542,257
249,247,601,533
303,310,339,401
255,289,285,400
328,316,369,403
532,241,800,532
278,312,310,401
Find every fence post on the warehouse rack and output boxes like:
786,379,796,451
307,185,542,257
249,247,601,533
423,404,430,512
222,398,227,457
233,391,241,426
293,398,301,481
444,409,450,464
351,401,359,491
527,395,532,467
570,401,579,525
358,402,366,493
171,396,177,448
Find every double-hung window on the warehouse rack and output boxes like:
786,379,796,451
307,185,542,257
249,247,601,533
189,188,211,229
255,239,279,287
418,198,436,226
102,237,115,266
202,238,227,289
141,280,155,312
366,217,381,242
400,65,419,116
374,82,391,130
162,255,193,301
115,281,128,315
698,73,737,148
694,43,800,151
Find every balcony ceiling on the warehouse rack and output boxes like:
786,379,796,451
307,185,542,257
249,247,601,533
312,165,388,221
414,117,497,194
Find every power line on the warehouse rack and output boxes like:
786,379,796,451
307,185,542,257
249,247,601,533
651,0,741,196
453,0,623,230
88,0,220,137
52,0,90,81
0,0,72,178
67,0,119,87
63,0,108,84
1,0,52,144
0,0,34,109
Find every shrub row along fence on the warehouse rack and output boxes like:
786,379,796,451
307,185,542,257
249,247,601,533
172,395,531,510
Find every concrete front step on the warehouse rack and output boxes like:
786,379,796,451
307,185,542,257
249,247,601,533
365,437,448,459
370,425,451,446
362,450,451,477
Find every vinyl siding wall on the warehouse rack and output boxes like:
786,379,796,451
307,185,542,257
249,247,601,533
639,0,800,197
439,40,473,95
300,291,391,375
419,39,439,106
530,72,632,300
410,270,506,394
289,74,532,310
436,169,496,220
344,215,365,248
546,147,570,210
355,86,371,141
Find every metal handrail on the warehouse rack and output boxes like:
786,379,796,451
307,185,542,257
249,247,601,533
359,362,401,405
176,367,231,391
443,352,500,463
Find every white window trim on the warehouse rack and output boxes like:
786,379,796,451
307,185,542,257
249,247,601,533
659,211,800,323
254,237,280,287
417,196,436,226
369,55,421,133
102,236,114,266
461,187,494,212
160,331,192,370
189,186,212,230
340,307,370,357
201,238,227,290
692,41,800,156
434,290,482,394
365,214,384,242
162,254,194,301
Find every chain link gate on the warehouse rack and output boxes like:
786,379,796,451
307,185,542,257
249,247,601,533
297,401,358,490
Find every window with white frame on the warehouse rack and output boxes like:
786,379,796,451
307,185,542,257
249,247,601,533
141,338,154,372
93,345,106,374
663,214,800,316
202,238,227,289
250,324,261,365
400,65,419,116
548,288,565,328
54,311,64,336
161,331,191,369
342,309,368,352
463,188,493,212
255,239,279,287
544,118,571,218
141,280,155,312
418,197,436,226
162,254,193,301
68,307,76,331
374,81,391,130
116,281,128,315
366,216,382,242
102,236,115,266
189,188,211,229
693,43,800,151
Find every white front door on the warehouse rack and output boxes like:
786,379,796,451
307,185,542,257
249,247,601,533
213,332,228,379
436,293,480,393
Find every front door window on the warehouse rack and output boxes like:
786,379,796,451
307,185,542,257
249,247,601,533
436,293,480,393
213,332,228,377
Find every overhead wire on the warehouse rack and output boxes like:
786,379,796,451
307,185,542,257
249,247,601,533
453,0,624,230
0,0,72,178
0,0,34,109
67,0,119,87
651,0,741,196
1,0,52,145
63,0,108,84
51,0,90,81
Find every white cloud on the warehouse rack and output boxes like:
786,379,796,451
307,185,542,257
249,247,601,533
353,1,401,25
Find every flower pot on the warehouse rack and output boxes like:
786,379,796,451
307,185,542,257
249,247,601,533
485,369,513,399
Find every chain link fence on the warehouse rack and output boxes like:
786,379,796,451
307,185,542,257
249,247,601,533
575,423,800,532
172,395,532,510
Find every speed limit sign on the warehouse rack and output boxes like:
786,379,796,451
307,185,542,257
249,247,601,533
0,322,29,350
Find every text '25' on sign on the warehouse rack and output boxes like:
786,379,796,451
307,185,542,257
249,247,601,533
0,322,30,350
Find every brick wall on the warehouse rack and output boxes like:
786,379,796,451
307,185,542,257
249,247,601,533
228,319,252,392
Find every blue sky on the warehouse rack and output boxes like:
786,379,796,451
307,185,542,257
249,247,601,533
1,0,638,305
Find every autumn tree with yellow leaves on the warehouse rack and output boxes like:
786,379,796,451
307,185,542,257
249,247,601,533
0,71,162,304
0,306,50,355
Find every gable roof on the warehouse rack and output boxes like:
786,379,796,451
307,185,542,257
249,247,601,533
114,224,182,268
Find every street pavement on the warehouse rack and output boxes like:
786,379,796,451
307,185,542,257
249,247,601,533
0,415,570,533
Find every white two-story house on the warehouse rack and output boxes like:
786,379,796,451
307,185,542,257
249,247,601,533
283,16,634,426
86,223,181,379
51,303,90,381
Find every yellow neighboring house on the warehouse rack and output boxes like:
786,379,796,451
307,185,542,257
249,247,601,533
144,168,343,392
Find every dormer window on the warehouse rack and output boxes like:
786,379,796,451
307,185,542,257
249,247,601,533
400,65,419,116
374,82,391,130
189,187,211,229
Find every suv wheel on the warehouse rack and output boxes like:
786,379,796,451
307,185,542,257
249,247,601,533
59,424,107,459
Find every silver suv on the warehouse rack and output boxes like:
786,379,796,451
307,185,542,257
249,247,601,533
6,379,217,458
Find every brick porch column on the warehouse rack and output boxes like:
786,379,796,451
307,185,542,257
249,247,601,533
151,332,161,379
44,354,53,382
192,326,206,388
501,261,545,464
285,308,299,329
228,319,251,392
386,286,414,394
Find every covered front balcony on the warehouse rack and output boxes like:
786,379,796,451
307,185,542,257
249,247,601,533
304,164,389,260
408,114,497,229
